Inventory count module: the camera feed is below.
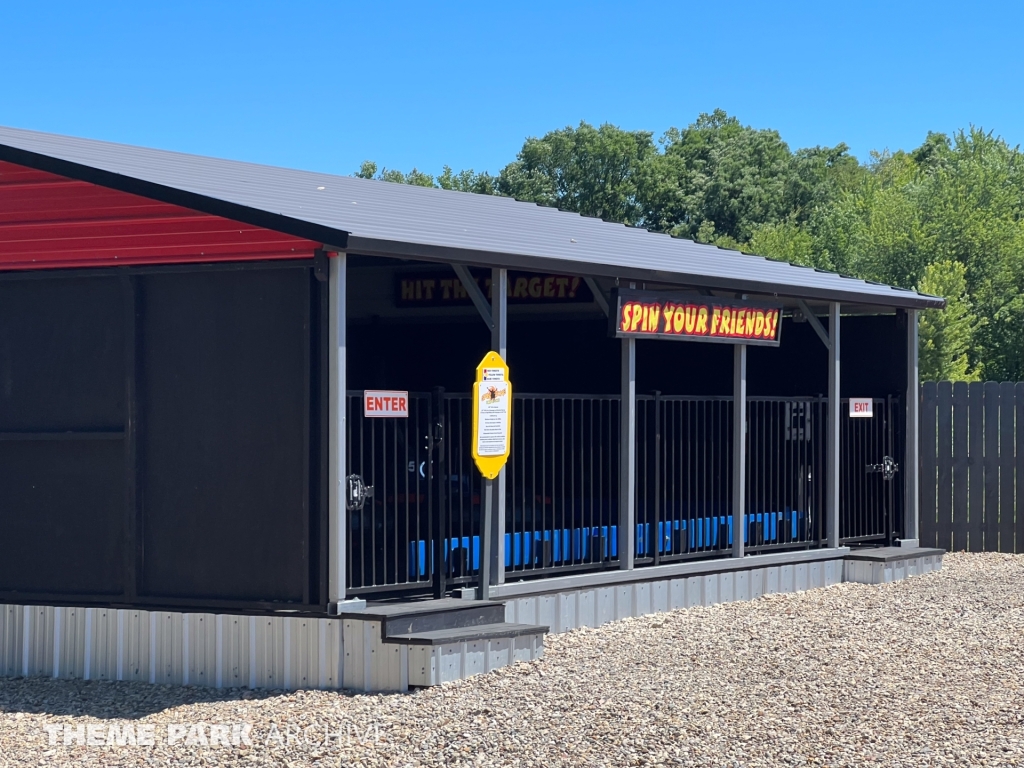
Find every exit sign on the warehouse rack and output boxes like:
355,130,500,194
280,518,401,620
849,398,874,418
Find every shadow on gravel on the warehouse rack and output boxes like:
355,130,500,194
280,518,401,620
0,676,399,719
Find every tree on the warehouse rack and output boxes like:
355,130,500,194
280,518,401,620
436,166,497,195
354,161,495,193
748,219,819,267
650,110,851,244
918,260,982,381
914,129,1024,378
496,122,659,226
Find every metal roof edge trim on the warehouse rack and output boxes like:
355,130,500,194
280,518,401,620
345,235,948,310
0,142,350,251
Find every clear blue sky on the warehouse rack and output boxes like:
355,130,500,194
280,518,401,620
2,1,1021,178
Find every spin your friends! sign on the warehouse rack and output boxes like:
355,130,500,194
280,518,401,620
610,287,783,347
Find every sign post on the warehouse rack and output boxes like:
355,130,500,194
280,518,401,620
472,351,511,600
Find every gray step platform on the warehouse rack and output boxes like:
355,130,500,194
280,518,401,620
340,597,549,689
844,547,944,584
387,622,549,646
354,599,510,639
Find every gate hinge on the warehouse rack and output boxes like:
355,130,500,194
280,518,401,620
346,474,374,511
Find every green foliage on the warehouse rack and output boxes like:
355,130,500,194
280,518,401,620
748,219,818,267
436,166,498,194
654,110,799,242
354,114,1024,380
354,161,495,193
918,260,982,381
496,122,658,225
646,110,862,244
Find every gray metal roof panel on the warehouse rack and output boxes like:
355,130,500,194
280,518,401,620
0,125,943,309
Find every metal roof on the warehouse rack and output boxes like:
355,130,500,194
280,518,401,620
0,125,943,309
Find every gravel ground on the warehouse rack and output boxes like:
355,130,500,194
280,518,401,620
1,552,1023,768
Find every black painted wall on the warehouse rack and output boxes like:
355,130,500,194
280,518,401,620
0,265,325,610
348,313,908,399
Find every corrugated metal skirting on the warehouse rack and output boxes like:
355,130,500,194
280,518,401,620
0,608,344,691
0,552,939,692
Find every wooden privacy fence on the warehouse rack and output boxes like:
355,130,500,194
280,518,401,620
919,381,1024,553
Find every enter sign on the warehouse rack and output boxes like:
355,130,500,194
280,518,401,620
363,390,409,418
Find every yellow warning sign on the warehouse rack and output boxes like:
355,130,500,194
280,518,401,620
471,351,511,479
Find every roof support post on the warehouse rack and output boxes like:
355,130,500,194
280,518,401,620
328,251,349,610
619,291,637,570
481,268,508,598
452,264,494,330
826,302,841,549
732,344,747,558
902,309,920,547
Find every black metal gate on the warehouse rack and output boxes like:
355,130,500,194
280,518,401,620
839,396,903,545
345,389,482,597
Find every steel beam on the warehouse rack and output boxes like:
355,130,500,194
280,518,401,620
452,264,494,330
903,309,920,546
583,276,610,317
328,252,347,606
732,344,747,558
619,333,636,571
826,302,841,548
796,299,831,350
490,268,508,585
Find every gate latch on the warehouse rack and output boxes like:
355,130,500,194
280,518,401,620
346,474,374,511
866,455,899,481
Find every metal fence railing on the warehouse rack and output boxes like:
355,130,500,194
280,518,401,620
346,391,622,595
747,398,827,552
636,395,828,567
346,390,902,597
506,395,620,578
